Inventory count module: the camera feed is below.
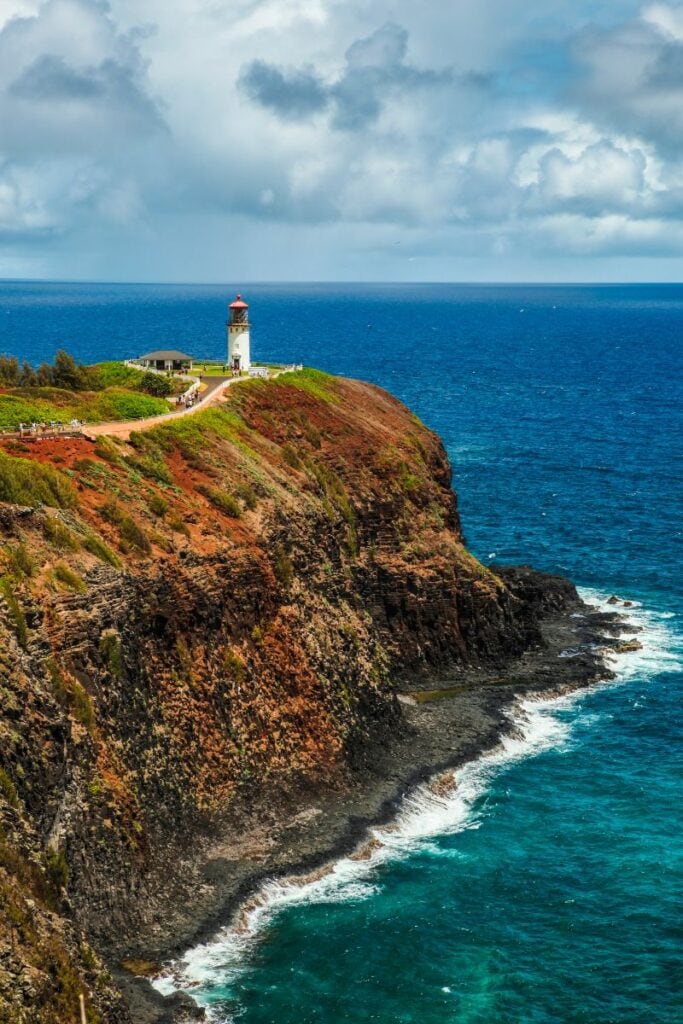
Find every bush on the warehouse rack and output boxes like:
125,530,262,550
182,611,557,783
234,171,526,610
120,516,152,554
43,515,81,551
5,542,35,577
148,494,168,517
0,768,19,809
99,630,123,678
140,372,173,397
0,577,28,647
234,482,258,510
282,444,302,469
126,453,173,484
0,450,77,508
196,484,241,518
273,545,293,589
83,533,121,567
46,660,95,730
46,848,68,892
53,562,87,594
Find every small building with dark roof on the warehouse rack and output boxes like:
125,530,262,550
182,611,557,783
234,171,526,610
138,349,194,372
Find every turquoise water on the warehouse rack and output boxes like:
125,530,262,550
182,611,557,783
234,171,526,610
1,282,682,1022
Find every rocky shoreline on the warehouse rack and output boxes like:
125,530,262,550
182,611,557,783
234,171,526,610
116,583,639,1024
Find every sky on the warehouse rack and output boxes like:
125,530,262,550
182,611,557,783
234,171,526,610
0,0,682,282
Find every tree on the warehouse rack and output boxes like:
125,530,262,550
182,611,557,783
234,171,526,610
0,355,19,386
140,371,172,397
51,350,82,390
18,361,37,387
37,363,54,387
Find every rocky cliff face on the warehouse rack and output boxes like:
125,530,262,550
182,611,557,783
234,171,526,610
0,371,572,1023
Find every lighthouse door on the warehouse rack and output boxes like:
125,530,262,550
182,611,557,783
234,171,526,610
232,355,241,373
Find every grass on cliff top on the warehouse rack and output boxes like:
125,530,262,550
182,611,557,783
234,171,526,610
0,450,77,507
0,387,171,430
132,404,254,458
276,368,341,404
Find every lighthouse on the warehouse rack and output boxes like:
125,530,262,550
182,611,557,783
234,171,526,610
227,294,250,373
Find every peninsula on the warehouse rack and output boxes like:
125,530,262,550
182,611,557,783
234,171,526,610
0,364,637,1023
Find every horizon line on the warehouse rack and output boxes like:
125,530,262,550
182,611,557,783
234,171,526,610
1,278,682,288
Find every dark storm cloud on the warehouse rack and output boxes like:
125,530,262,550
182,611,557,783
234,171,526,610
10,54,106,99
238,60,329,120
239,22,453,130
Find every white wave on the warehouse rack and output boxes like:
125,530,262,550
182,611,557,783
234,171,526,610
154,588,681,1018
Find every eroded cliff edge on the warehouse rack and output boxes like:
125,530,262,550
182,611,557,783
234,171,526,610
0,371,613,1023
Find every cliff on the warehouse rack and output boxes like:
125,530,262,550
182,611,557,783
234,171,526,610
0,370,581,1023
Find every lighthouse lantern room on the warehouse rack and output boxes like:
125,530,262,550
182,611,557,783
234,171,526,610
227,294,251,372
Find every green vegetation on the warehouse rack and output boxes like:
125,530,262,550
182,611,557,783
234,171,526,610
273,544,294,589
148,494,168,517
0,386,171,431
4,541,35,578
223,647,246,682
43,515,80,551
282,368,340,404
82,533,121,567
46,848,68,892
125,451,173,484
0,576,28,646
282,443,302,469
101,500,152,554
196,483,241,517
0,767,19,809
0,449,76,507
135,404,254,460
46,659,95,730
234,481,258,510
99,630,123,679
53,562,87,594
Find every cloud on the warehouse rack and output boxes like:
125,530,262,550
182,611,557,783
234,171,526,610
238,60,329,120
570,3,683,154
239,22,453,131
1,0,683,280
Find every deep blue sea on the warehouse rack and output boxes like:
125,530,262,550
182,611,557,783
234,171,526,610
1,282,682,1023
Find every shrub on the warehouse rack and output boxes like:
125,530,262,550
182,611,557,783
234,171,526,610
167,512,189,536
234,482,258,510
140,371,173,397
5,542,35,577
196,484,241,518
126,453,173,484
273,545,293,589
0,768,19,809
0,577,28,647
118,515,151,553
46,660,95,731
99,630,123,678
43,515,81,551
46,848,68,892
83,533,121,567
282,444,302,469
0,450,77,508
53,562,87,594
148,494,168,517
223,648,246,683
94,436,123,464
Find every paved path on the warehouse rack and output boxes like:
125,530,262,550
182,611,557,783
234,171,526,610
83,375,238,441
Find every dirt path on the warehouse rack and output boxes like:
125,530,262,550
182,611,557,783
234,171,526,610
83,375,240,441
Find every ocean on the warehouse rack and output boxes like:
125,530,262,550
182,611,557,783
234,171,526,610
2,281,682,1023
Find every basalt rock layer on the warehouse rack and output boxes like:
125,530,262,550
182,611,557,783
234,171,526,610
0,371,576,1023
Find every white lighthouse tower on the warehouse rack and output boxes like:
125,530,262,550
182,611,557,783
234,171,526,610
227,294,251,373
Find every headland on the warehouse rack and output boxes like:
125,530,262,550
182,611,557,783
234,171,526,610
0,366,640,1024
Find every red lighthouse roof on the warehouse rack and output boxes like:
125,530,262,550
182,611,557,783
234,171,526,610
229,293,248,309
